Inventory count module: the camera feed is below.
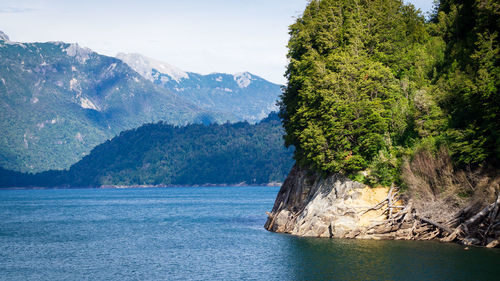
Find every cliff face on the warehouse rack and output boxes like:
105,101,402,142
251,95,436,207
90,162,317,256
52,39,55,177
264,165,391,238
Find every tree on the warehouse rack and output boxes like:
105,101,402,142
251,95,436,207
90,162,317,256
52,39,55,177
436,0,500,166
280,0,431,182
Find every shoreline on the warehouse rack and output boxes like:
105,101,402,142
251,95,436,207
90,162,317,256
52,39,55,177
265,165,500,249
0,182,282,190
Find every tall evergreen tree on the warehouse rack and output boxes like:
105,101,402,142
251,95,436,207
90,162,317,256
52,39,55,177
280,0,432,183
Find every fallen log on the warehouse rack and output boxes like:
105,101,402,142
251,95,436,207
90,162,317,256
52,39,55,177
422,229,441,240
362,200,387,214
415,215,453,234
442,196,499,243
489,194,500,221
463,202,495,227
363,185,399,216
388,185,394,219
388,205,406,209
407,221,418,240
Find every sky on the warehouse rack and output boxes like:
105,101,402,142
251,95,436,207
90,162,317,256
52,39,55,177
1,0,434,84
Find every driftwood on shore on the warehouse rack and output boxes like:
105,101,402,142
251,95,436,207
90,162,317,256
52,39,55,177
364,189,500,248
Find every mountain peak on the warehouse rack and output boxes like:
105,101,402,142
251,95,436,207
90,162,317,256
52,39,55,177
116,53,188,83
234,72,253,88
0,31,10,41
63,43,93,63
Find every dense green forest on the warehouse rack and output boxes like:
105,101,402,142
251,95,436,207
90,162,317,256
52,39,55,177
0,113,294,187
0,34,281,173
280,0,499,186
0,38,224,173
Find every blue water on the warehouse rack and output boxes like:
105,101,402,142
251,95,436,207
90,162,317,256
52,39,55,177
1,186,499,280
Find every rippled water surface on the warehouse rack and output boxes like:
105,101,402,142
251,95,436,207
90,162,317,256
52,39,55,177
1,186,499,280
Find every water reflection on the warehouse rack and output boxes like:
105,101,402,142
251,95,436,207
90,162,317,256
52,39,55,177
286,236,500,280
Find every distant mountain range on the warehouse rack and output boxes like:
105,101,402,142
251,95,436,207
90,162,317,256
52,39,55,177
116,53,280,123
0,31,281,172
0,113,294,187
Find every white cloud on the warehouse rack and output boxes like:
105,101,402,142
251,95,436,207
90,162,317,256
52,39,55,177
0,7,37,13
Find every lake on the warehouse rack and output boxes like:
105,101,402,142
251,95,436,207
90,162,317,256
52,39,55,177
1,186,499,280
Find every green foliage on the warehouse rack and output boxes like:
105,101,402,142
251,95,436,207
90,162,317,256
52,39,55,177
281,0,498,186
0,39,230,173
280,0,437,183
0,113,294,187
436,0,500,166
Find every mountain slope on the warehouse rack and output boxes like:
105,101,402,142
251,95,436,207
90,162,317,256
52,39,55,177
67,112,293,186
116,53,281,122
0,33,219,172
0,113,294,187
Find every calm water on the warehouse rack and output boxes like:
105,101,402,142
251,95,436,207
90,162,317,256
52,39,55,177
0,186,499,281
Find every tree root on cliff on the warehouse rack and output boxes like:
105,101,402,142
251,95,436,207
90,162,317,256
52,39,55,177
362,190,500,248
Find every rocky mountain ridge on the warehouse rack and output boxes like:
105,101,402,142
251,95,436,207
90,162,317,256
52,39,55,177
116,53,281,122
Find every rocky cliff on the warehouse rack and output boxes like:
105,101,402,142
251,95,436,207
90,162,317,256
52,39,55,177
265,165,500,248
264,165,392,238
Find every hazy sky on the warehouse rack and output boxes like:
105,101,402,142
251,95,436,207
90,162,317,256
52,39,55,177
1,0,434,84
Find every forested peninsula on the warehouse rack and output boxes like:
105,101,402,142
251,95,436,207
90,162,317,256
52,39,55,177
0,113,294,187
265,0,499,248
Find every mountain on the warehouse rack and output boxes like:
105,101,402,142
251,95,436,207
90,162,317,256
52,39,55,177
0,113,294,187
116,53,281,122
0,32,223,173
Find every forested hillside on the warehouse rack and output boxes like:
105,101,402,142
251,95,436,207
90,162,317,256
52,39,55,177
0,113,294,187
0,33,221,173
279,0,498,186
0,34,282,174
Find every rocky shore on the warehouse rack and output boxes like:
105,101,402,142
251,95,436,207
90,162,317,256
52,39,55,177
265,165,500,248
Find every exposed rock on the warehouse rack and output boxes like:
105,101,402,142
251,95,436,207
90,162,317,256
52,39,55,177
0,31,10,41
116,52,281,123
264,165,390,238
116,53,188,83
265,165,500,248
63,43,92,63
